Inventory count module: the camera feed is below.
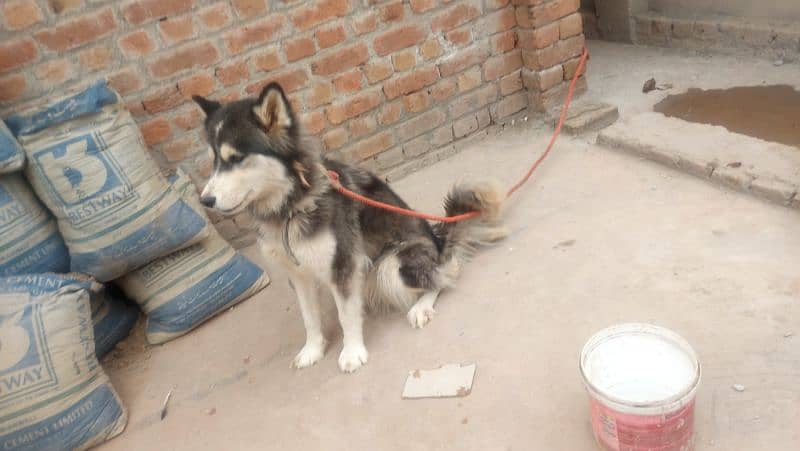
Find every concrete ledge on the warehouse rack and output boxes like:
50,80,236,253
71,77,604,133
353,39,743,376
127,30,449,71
555,102,619,135
598,112,800,210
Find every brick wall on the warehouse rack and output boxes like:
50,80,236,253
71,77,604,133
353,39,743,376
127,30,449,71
0,0,585,245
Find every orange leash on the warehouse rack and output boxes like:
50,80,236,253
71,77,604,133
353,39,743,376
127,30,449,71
327,47,590,223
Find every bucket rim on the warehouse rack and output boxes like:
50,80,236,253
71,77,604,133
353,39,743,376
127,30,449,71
579,323,701,412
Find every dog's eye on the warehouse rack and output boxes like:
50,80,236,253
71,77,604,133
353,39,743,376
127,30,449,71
227,154,245,164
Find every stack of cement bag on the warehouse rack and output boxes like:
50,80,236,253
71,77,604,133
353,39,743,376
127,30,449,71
0,81,269,449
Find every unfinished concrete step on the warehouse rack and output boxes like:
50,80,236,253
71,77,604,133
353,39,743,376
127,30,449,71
598,112,800,210
550,102,619,135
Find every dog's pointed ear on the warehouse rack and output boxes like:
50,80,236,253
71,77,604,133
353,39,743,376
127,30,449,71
253,82,293,132
193,95,221,116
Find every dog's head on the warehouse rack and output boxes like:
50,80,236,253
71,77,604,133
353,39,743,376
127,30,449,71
193,83,311,216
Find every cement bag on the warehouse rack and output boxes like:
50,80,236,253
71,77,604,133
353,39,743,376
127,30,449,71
6,81,210,282
117,170,270,344
0,281,127,450
0,120,24,174
0,174,70,276
0,273,139,359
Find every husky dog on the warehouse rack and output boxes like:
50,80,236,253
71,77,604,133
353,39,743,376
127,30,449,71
193,83,507,373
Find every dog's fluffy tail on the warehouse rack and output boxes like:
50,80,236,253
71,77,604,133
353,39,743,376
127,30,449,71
433,181,508,287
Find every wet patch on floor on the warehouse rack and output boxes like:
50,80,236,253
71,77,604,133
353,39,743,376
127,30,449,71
654,85,800,148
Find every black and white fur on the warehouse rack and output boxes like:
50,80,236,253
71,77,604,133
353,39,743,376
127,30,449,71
194,83,507,373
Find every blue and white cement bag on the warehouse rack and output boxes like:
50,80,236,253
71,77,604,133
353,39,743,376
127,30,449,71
0,174,70,276
6,81,210,281
0,273,139,359
117,170,270,344
0,120,24,174
0,281,127,450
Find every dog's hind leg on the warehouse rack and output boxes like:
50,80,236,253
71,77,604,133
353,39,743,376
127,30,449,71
407,290,441,329
289,271,328,369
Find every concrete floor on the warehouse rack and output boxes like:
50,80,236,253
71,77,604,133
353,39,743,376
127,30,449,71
100,42,800,451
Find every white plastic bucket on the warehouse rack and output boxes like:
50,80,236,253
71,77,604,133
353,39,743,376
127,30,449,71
580,323,701,451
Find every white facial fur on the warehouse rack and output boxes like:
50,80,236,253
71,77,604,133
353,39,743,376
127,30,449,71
201,150,294,215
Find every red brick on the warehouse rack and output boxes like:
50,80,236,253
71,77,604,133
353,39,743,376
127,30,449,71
142,86,184,113
364,59,393,84
392,49,416,72
311,42,369,76
373,24,426,56
0,74,26,102
224,15,286,54
326,90,383,125
35,59,72,85
307,83,334,108
430,78,457,101
118,31,155,58
159,16,194,44
49,0,83,14
352,11,378,35
253,48,282,72
199,3,231,30
559,12,583,39
486,0,510,9
491,90,527,119
149,42,220,79
123,0,194,25
402,91,429,113
562,56,586,80
431,2,480,32
347,131,394,161
107,69,143,95
449,83,497,117
410,0,436,13
178,74,216,98
0,38,38,73
291,0,350,31
245,68,309,94
140,118,172,147
380,1,405,22
518,23,558,49
438,44,488,77
420,39,443,60
217,91,241,103
484,50,522,81
35,8,116,52
383,65,439,99
3,0,43,31
316,24,347,49
529,0,579,28
301,111,326,135
457,67,482,92
216,60,248,86
333,69,363,94
196,155,213,178
323,128,349,150
77,46,113,72
522,34,583,70
125,100,147,117
231,0,267,18
396,108,445,142
174,106,204,130
161,136,194,162
284,36,316,62
349,115,377,138
481,6,516,34
378,101,403,125
491,30,517,53
446,27,472,46
500,70,522,95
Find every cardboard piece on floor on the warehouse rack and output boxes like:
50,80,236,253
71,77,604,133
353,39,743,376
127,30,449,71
402,363,476,399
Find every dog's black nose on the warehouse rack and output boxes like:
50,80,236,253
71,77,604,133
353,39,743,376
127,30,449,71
199,196,216,208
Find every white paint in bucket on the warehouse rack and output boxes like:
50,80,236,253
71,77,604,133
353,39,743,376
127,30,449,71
580,323,700,414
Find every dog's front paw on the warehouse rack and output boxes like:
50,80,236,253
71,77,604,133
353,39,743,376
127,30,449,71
292,340,327,369
407,304,436,329
338,344,368,373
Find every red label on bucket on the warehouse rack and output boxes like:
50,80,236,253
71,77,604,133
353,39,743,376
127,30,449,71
589,397,695,451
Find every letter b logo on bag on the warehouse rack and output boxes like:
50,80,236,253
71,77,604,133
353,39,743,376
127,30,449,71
32,133,135,228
